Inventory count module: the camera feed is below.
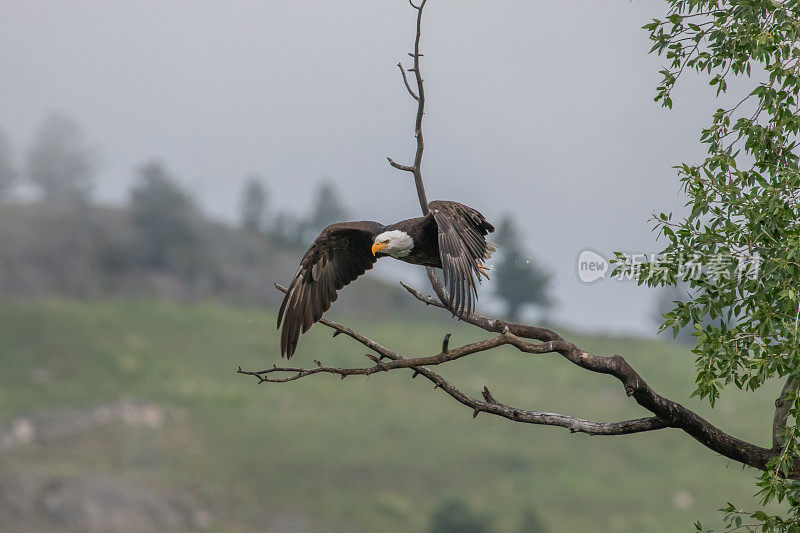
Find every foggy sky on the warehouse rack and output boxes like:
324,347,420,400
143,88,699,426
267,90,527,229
0,1,728,335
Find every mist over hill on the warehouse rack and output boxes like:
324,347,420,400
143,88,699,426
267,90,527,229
0,203,418,320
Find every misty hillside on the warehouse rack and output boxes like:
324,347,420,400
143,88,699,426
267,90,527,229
0,204,417,318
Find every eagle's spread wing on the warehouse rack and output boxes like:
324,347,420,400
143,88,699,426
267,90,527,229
429,200,495,317
278,221,384,358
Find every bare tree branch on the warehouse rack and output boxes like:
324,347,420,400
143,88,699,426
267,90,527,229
247,281,787,474
400,282,563,342
252,283,783,472
408,280,791,474
387,0,429,214
386,1,446,299
386,157,414,172
441,333,451,353
242,288,667,436
241,356,667,436
397,62,419,101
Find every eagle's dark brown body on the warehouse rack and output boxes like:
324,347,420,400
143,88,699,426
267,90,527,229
383,215,442,268
277,200,494,357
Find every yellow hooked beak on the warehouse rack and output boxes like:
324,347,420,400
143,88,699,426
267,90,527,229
372,242,388,256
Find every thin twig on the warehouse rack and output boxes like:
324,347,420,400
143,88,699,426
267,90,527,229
387,157,414,172
397,62,419,101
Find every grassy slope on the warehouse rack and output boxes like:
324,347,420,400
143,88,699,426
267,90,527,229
0,299,781,532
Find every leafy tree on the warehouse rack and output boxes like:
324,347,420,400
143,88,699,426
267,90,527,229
269,180,348,248
654,283,696,344
655,282,735,346
269,211,307,250
239,174,268,233
493,215,552,322
130,160,198,269
428,498,493,533
26,111,96,204
627,1,800,529
0,128,18,200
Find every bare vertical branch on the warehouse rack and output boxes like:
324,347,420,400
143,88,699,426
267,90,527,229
410,0,429,214
385,0,455,303
388,0,429,215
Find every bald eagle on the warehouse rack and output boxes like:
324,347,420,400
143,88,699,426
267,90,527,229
277,200,495,357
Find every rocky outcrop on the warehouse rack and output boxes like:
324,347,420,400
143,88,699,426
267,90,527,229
0,399,165,450
0,474,210,532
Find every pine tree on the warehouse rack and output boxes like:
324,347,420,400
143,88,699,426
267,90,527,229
27,112,96,204
493,215,552,322
239,175,268,233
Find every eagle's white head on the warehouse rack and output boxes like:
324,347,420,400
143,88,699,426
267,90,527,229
371,230,414,258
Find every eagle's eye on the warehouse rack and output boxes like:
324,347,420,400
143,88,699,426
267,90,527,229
382,239,390,244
